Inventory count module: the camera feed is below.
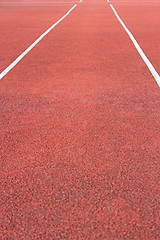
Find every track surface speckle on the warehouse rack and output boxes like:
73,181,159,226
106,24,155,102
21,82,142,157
0,0,160,239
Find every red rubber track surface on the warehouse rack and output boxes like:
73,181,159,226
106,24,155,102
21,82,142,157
111,3,160,73
0,0,160,239
0,5,75,72
3,0,77,2
110,0,160,4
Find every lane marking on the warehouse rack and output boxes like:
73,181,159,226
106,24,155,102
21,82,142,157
107,0,110,2
109,4,160,87
0,4,77,80
79,0,83,3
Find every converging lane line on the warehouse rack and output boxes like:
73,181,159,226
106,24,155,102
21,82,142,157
0,4,77,80
109,3,160,87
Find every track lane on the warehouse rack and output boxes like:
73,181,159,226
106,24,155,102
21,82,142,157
109,3,160,80
108,3,160,87
0,0,160,239
0,4,77,79
0,5,76,72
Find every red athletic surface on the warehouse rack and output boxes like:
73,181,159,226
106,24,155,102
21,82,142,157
0,0,160,239
110,0,160,4
112,4,160,72
0,5,74,72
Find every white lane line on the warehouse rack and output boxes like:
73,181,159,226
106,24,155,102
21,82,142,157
0,4,77,80
109,4,160,87
107,0,110,2
79,0,83,3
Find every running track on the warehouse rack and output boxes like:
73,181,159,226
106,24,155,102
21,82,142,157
0,0,160,239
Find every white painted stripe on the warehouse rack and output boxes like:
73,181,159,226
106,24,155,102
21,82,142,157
109,4,160,87
79,0,83,3
0,4,77,79
107,0,110,2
